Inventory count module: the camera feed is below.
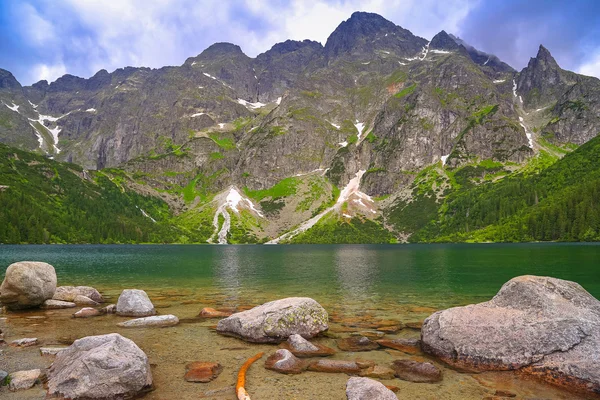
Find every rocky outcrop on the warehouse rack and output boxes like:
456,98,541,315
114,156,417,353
53,286,104,303
421,275,600,394
264,349,307,374
216,297,328,343
345,377,397,400
117,314,179,328
46,333,153,399
0,262,56,310
116,289,156,317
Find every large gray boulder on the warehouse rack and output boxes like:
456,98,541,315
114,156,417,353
116,289,155,317
421,275,600,394
217,297,328,343
345,377,397,400
53,286,104,303
0,262,56,310
46,333,152,399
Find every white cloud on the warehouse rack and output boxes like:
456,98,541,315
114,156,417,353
17,2,57,46
577,50,600,79
30,63,67,83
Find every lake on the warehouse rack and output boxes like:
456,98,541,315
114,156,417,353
1,243,599,399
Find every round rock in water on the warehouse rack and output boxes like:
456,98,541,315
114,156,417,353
53,286,104,303
0,261,57,310
46,333,152,399
421,275,600,394
346,377,397,400
116,289,156,317
216,297,328,343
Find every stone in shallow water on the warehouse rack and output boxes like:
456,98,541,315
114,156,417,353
73,294,99,306
184,361,223,383
9,369,41,391
0,370,8,383
346,377,397,400
198,307,232,318
377,338,421,354
101,304,116,314
47,333,152,399
10,337,38,347
421,275,600,394
308,359,373,374
280,334,336,357
0,261,56,310
116,289,156,317
53,286,104,303
42,299,76,309
337,336,380,352
391,359,442,383
216,297,328,343
361,364,395,380
264,349,306,374
117,314,179,328
73,307,101,318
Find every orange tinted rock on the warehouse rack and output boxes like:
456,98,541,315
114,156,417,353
184,361,223,383
198,307,232,318
337,336,380,352
377,338,421,354
391,359,442,383
308,359,371,375
405,321,423,329
361,365,395,380
385,385,400,393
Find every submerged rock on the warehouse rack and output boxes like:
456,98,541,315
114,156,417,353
265,349,306,374
0,261,56,310
117,314,179,328
391,359,442,383
421,275,600,393
42,299,76,309
10,338,38,347
216,297,328,343
281,334,336,357
116,289,156,317
346,377,397,400
73,307,101,318
337,336,380,352
307,359,373,375
9,369,41,391
198,307,233,318
361,365,395,380
73,294,99,306
377,338,421,354
47,333,153,399
53,286,104,303
184,361,223,383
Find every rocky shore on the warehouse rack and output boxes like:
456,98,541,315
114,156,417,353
1,261,599,399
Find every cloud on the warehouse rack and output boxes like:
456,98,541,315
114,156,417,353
578,50,600,79
30,63,67,83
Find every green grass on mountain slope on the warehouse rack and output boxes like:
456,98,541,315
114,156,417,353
413,135,600,242
0,143,181,244
288,213,397,244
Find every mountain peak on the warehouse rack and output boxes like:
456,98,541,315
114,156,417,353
536,44,558,65
430,30,461,51
0,69,21,90
199,42,247,58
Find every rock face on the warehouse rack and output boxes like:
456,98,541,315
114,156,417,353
391,360,442,383
116,289,156,317
47,333,153,399
0,262,56,309
184,361,223,383
53,286,104,303
265,349,306,374
117,314,179,328
8,369,41,391
421,275,600,394
216,297,328,343
346,377,397,400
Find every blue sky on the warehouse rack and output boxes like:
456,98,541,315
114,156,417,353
1,0,599,85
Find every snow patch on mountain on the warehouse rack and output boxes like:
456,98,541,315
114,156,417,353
191,112,205,117
519,117,534,149
237,99,266,109
4,102,20,112
210,187,263,244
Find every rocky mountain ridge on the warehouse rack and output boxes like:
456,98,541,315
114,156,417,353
1,11,599,244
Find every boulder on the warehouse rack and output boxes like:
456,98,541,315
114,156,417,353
73,307,101,318
116,289,156,317
0,261,56,310
337,336,380,352
184,361,223,383
216,297,328,343
421,275,600,394
47,333,152,399
42,299,76,309
73,295,99,305
391,360,442,383
264,349,306,374
346,377,397,400
8,369,41,391
281,333,336,357
53,286,104,303
117,315,179,328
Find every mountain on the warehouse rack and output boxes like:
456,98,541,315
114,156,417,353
0,12,599,244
